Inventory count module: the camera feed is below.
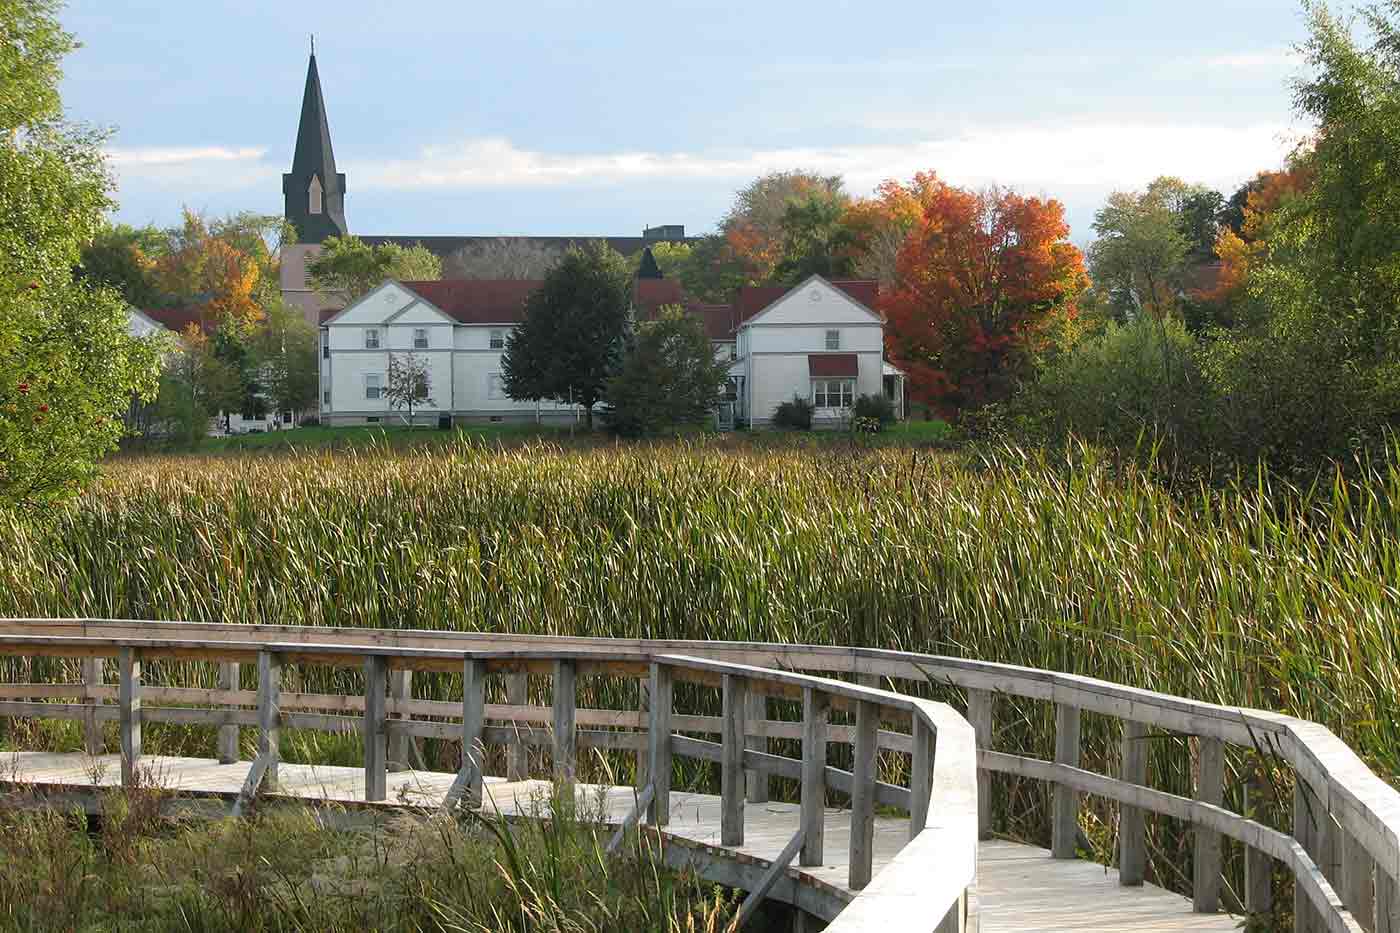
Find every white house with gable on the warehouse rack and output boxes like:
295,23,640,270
319,274,904,429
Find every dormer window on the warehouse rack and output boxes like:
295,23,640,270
309,175,324,215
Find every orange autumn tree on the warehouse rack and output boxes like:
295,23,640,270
151,211,267,327
722,171,847,284
1206,164,1313,306
843,172,945,286
881,183,1088,418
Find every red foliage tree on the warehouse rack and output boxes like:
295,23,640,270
880,184,1088,418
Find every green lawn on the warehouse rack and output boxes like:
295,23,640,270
143,417,955,456
191,422,576,454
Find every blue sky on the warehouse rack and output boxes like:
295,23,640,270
59,0,1315,243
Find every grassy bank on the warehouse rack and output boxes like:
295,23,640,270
0,786,734,933
2,436,1398,897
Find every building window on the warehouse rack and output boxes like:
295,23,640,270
812,378,854,409
413,327,429,349
825,329,841,350
309,175,323,215
728,343,737,361
323,390,331,405
367,416,380,424
413,374,430,400
365,373,382,400
487,372,506,400
321,331,329,359
489,329,505,350
364,328,380,349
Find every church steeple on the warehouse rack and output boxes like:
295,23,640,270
283,45,347,243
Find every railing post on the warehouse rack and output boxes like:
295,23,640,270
647,662,673,826
217,661,240,764
1342,830,1375,930
506,672,529,781
552,659,577,793
1295,779,1323,933
1245,766,1275,919
966,688,993,839
636,675,650,787
82,657,105,755
800,686,828,868
849,699,878,891
1379,869,1399,933
257,650,281,790
721,673,746,847
1119,719,1148,886
745,689,768,803
1052,703,1081,859
363,655,388,802
910,712,934,841
388,668,412,772
1193,736,1225,912
118,647,141,787
460,657,486,807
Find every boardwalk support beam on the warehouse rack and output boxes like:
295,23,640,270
82,657,105,756
553,659,577,794
506,672,529,781
1052,703,1081,860
1193,736,1225,912
118,647,140,787
721,673,746,847
1120,719,1148,886
745,688,768,803
734,828,805,931
849,699,878,890
363,655,387,802
647,662,673,827
217,661,240,764
441,657,486,814
256,650,281,790
967,688,993,839
800,686,828,868
1245,767,1274,918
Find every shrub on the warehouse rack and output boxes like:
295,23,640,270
772,396,813,430
853,394,895,430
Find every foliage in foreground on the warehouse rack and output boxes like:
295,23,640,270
0,792,734,933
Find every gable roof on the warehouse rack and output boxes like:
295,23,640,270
360,234,693,262
734,278,881,329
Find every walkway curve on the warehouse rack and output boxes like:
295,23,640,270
0,618,1395,933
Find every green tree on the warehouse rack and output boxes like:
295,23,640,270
250,300,319,419
1197,1,1400,471
1087,179,1192,322
772,190,857,285
75,222,165,307
153,331,241,445
307,235,442,301
502,241,632,429
604,305,729,436
0,0,161,510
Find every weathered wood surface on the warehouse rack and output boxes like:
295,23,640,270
0,752,1238,931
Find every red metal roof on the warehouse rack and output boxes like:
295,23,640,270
393,278,688,325
808,353,859,378
139,306,217,335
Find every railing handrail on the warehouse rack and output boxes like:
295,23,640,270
2,618,1398,932
0,626,976,932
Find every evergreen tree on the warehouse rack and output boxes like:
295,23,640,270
501,242,632,429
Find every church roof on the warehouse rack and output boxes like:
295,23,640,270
283,52,347,243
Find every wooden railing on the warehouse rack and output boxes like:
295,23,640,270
0,628,976,933
1,619,1398,931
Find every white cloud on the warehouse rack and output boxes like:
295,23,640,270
354,122,1306,198
107,146,269,167
1202,49,1302,70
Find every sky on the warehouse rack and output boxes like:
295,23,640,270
58,0,1317,245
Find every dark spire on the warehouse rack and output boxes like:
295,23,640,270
282,50,347,244
637,246,663,279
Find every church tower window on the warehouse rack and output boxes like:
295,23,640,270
309,175,323,215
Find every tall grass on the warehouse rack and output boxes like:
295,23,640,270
0,786,735,932
2,436,1398,901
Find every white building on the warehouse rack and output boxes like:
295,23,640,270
319,274,905,429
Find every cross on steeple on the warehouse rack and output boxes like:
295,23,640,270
282,45,347,244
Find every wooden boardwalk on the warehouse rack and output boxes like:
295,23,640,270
1,752,1238,932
